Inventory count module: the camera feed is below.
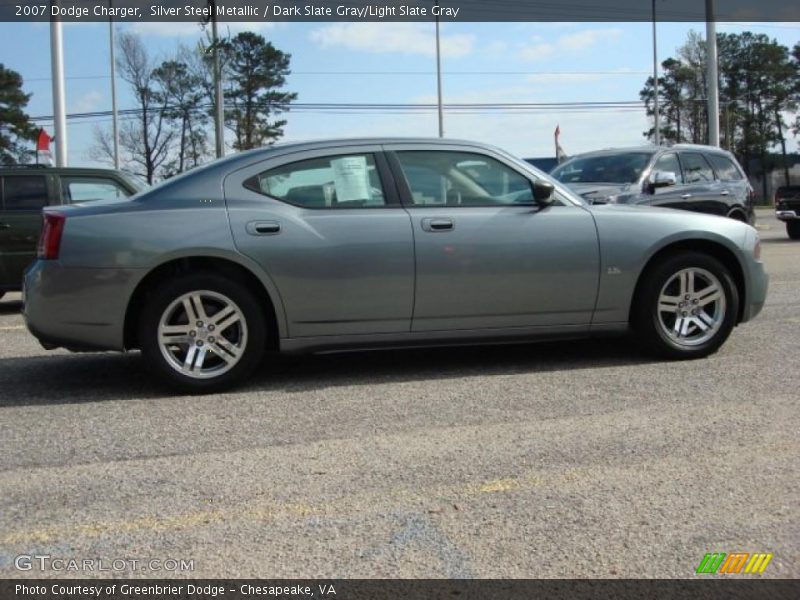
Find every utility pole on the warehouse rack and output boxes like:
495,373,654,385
652,0,660,146
706,0,720,147
109,4,119,169
50,4,68,167
435,0,444,137
209,0,225,158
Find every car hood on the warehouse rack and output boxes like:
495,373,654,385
561,182,637,203
587,202,752,238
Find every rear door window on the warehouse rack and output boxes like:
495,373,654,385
679,153,715,184
244,153,386,208
2,176,48,210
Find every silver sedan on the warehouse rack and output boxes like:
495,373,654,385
23,138,768,392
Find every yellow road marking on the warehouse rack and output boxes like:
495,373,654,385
0,474,541,546
0,325,25,331
477,478,521,493
2,443,792,546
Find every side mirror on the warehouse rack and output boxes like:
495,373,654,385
651,170,677,188
533,180,555,206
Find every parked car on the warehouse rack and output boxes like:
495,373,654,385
551,144,756,224
0,165,144,299
23,138,768,392
774,185,800,239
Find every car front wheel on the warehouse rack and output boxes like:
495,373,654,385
139,273,267,393
633,252,739,359
787,221,800,240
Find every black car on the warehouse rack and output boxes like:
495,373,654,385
0,165,144,299
774,185,800,240
551,144,755,224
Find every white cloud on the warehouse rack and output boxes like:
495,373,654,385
518,27,623,62
130,21,275,38
71,91,104,113
519,42,555,61
558,28,623,51
309,23,475,58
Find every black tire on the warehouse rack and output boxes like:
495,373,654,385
787,221,800,240
139,272,267,393
632,251,739,359
726,208,748,222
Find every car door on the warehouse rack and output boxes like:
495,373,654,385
676,151,725,216
645,151,692,211
223,146,415,338
386,144,599,332
0,174,50,288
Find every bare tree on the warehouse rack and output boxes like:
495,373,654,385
91,31,175,183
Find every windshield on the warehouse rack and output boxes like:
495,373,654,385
551,152,653,184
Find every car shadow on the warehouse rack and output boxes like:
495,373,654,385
0,299,22,315
0,337,658,407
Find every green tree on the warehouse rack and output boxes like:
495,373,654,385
220,32,296,150
0,63,36,165
641,30,799,188
153,50,210,175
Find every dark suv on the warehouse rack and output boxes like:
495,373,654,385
551,144,755,224
0,166,143,298
774,185,800,240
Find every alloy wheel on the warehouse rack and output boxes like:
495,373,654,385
656,267,726,347
157,290,248,379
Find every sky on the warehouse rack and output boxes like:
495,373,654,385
1,19,798,168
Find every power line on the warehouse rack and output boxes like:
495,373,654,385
28,100,646,123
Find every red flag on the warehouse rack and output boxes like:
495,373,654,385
37,129,54,152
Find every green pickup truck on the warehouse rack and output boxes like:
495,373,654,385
0,165,144,298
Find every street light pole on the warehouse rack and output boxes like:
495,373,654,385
706,0,720,147
435,0,444,138
50,4,68,167
109,5,119,169
652,0,660,146
210,1,224,158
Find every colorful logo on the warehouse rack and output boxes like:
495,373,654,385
696,552,773,574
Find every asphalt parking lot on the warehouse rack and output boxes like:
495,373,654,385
0,209,797,579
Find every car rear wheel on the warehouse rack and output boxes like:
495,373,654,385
139,273,267,393
633,252,739,359
787,221,800,240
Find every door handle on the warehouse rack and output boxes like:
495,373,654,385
421,218,454,232
246,220,281,235
720,190,730,196
0,223,10,230
681,193,692,199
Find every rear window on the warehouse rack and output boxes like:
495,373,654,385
706,154,743,181
2,175,48,210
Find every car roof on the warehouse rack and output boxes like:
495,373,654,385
0,165,133,176
563,143,734,162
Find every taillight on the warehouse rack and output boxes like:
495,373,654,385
37,212,66,260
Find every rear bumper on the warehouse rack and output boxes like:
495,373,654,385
775,209,800,221
23,260,143,351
